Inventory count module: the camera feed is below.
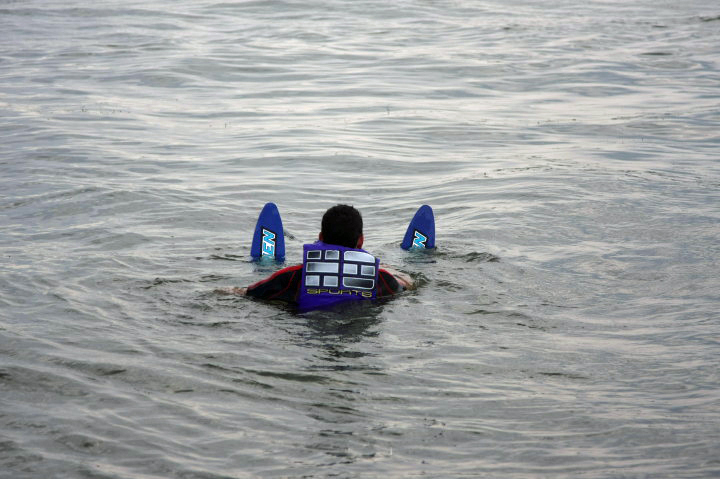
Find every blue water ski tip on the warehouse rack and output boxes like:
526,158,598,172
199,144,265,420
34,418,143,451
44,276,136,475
250,202,285,261
401,205,435,250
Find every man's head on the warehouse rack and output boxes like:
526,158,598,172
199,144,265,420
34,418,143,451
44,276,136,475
319,204,364,248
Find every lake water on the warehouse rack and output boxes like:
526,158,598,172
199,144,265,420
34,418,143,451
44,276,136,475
1,1,719,477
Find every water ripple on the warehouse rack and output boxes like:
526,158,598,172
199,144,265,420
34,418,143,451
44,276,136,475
2,0,720,477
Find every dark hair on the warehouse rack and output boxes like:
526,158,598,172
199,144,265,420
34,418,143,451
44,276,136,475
321,204,363,248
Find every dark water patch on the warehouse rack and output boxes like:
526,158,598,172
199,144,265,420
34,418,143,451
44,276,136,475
249,369,330,384
434,279,465,292
86,231,150,250
198,274,230,282
0,185,106,213
464,308,501,317
56,433,106,454
537,371,590,380
0,441,44,471
302,314,383,337
176,316,241,328
307,362,383,374
208,253,245,261
401,250,438,265
452,251,501,263
1,365,91,399
143,277,193,289
325,349,369,360
699,15,720,22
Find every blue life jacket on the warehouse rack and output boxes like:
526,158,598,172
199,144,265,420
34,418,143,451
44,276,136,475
298,241,380,311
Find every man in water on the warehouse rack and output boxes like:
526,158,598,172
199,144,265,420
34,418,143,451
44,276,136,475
227,204,414,310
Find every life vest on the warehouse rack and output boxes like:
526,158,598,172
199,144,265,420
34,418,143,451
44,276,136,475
298,241,380,311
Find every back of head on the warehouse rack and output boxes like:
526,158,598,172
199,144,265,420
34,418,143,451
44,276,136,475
321,204,363,248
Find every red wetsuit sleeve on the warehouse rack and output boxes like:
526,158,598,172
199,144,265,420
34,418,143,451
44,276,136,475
377,268,403,298
246,265,302,303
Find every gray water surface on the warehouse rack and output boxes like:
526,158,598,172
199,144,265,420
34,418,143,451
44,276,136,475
1,1,719,477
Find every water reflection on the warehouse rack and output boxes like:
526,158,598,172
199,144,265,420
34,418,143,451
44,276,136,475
279,304,389,465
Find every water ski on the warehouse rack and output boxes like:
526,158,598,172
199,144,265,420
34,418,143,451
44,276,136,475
250,202,285,261
401,205,435,250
